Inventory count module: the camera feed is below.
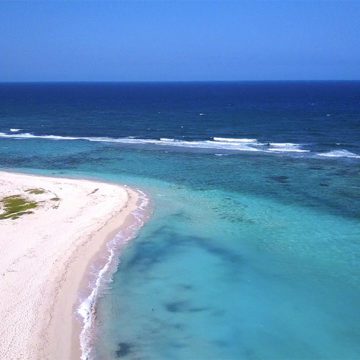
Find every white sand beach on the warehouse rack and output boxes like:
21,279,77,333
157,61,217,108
0,171,140,359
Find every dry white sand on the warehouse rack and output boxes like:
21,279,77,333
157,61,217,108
0,171,140,359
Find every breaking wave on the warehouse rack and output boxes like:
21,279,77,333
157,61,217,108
317,150,360,159
1,132,359,159
0,132,310,154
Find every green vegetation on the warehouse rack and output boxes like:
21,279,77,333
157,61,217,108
25,188,46,195
0,195,38,220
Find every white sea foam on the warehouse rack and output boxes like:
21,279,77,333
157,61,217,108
10,128,22,132
317,150,360,159
78,189,150,360
159,138,177,142
0,133,262,152
213,137,258,143
268,143,310,153
0,132,81,140
0,132,319,156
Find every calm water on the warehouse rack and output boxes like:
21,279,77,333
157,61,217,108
0,82,359,359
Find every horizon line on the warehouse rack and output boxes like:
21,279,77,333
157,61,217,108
1,79,360,84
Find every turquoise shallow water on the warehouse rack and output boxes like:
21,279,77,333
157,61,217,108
95,185,360,360
0,82,359,359
0,139,359,359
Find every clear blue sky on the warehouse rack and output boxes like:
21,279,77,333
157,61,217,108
0,1,359,81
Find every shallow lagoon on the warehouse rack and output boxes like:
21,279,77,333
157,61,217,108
1,140,359,359
94,173,360,360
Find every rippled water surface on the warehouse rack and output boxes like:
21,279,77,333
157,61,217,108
0,82,359,359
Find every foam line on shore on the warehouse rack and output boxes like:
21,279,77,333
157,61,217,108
77,189,150,360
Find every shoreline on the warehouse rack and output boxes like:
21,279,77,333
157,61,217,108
76,187,149,360
0,171,149,359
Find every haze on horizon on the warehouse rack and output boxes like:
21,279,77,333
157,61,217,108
0,0,359,82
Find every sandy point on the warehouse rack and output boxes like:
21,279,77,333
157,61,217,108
0,171,145,359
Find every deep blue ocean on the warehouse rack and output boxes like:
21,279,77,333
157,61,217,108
0,82,359,359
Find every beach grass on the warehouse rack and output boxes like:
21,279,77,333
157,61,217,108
0,195,38,220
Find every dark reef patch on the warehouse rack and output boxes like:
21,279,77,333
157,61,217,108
122,226,179,272
164,300,207,313
115,342,133,358
268,175,289,184
123,228,242,275
172,323,185,330
165,301,189,313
